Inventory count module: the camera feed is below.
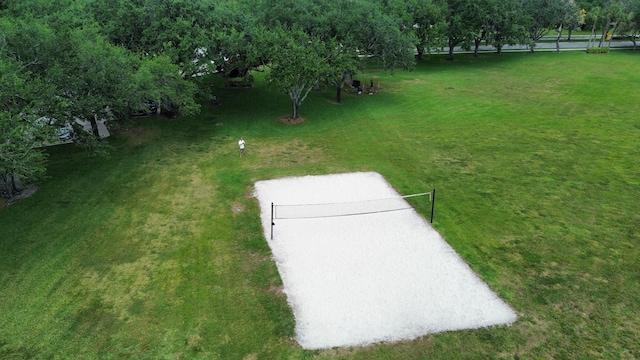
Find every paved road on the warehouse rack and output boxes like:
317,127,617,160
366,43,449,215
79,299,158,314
443,37,638,54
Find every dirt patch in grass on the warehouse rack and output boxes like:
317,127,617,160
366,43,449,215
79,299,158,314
268,285,284,295
119,126,156,146
278,115,305,125
250,139,326,169
81,254,156,321
2,186,38,208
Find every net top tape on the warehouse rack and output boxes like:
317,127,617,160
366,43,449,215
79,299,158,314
274,192,429,220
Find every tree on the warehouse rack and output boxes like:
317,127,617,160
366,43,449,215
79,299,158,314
384,0,447,60
0,2,203,198
264,27,333,120
208,1,266,80
133,55,200,117
255,0,414,107
567,7,587,40
469,0,493,57
87,0,217,78
485,0,527,54
619,0,640,50
330,0,415,98
0,56,53,198
586,6,604,48
325,47,360,105
42,26,142,150
0,15,57,196
256,0,335,38
522,0,566,53
0,113,49,198
443,0,482,60
407,0,447,60
554,0,582,52
3,5,200,153
599,2,625,48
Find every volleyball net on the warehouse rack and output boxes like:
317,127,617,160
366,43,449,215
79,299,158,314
270,189,436,239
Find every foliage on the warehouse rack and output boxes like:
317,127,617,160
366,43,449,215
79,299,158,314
553,0,582,52
87,0,217,78
521,0,579,52
133,55,200,117
618,0,640,50
0,113,49,198
264,27,334,119
1,3,202,186
443,0,483,60
208,1,265,77
0,40,54,197
599,2,625,48
404,0,449,59
485,0,528,54
252,0,414,109
586,5,604,48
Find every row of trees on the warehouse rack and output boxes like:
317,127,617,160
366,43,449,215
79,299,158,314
431,0,640,57
2,0,639,198
1,1,202,197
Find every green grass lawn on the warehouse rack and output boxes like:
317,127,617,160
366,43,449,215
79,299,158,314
1,50,639,359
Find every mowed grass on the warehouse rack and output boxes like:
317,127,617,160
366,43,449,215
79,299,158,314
1,51,639,359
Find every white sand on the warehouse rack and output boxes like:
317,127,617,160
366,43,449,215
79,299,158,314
254,172,516,349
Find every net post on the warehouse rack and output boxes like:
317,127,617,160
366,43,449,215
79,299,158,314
270,202,274,240
430,189,436,223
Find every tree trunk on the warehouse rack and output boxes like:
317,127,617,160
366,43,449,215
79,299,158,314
336,85,342,104
598,22,610,48
607,23,618,48
529,31,535,53
416,46,424,60
11,175,19,195
89,114,100,138
473,38,481,57
568,28,573,41
292,101,298,119
447,43,455,61
587,22,597,49
1,174,14,198
474,29,486,58
556,24,563,53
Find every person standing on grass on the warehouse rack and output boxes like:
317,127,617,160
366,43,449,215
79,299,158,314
238,137,245,158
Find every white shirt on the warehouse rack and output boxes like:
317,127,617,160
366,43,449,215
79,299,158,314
238,139,245,149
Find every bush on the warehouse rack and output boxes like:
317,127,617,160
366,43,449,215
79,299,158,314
586,47,610,54
226,74,254,88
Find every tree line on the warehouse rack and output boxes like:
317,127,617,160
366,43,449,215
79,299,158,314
1,0,639,198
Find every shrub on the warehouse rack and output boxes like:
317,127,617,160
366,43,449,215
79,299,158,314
586,47,610,54
227,74,254,88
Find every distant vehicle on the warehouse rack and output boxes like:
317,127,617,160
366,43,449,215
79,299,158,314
39,116,110,146
133,101,158,116
56,126,72,141
146,101,157,112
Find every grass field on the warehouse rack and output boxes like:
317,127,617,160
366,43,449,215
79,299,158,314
1,50,639,359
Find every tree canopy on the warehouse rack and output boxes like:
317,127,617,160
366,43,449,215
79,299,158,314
1,0,637,197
